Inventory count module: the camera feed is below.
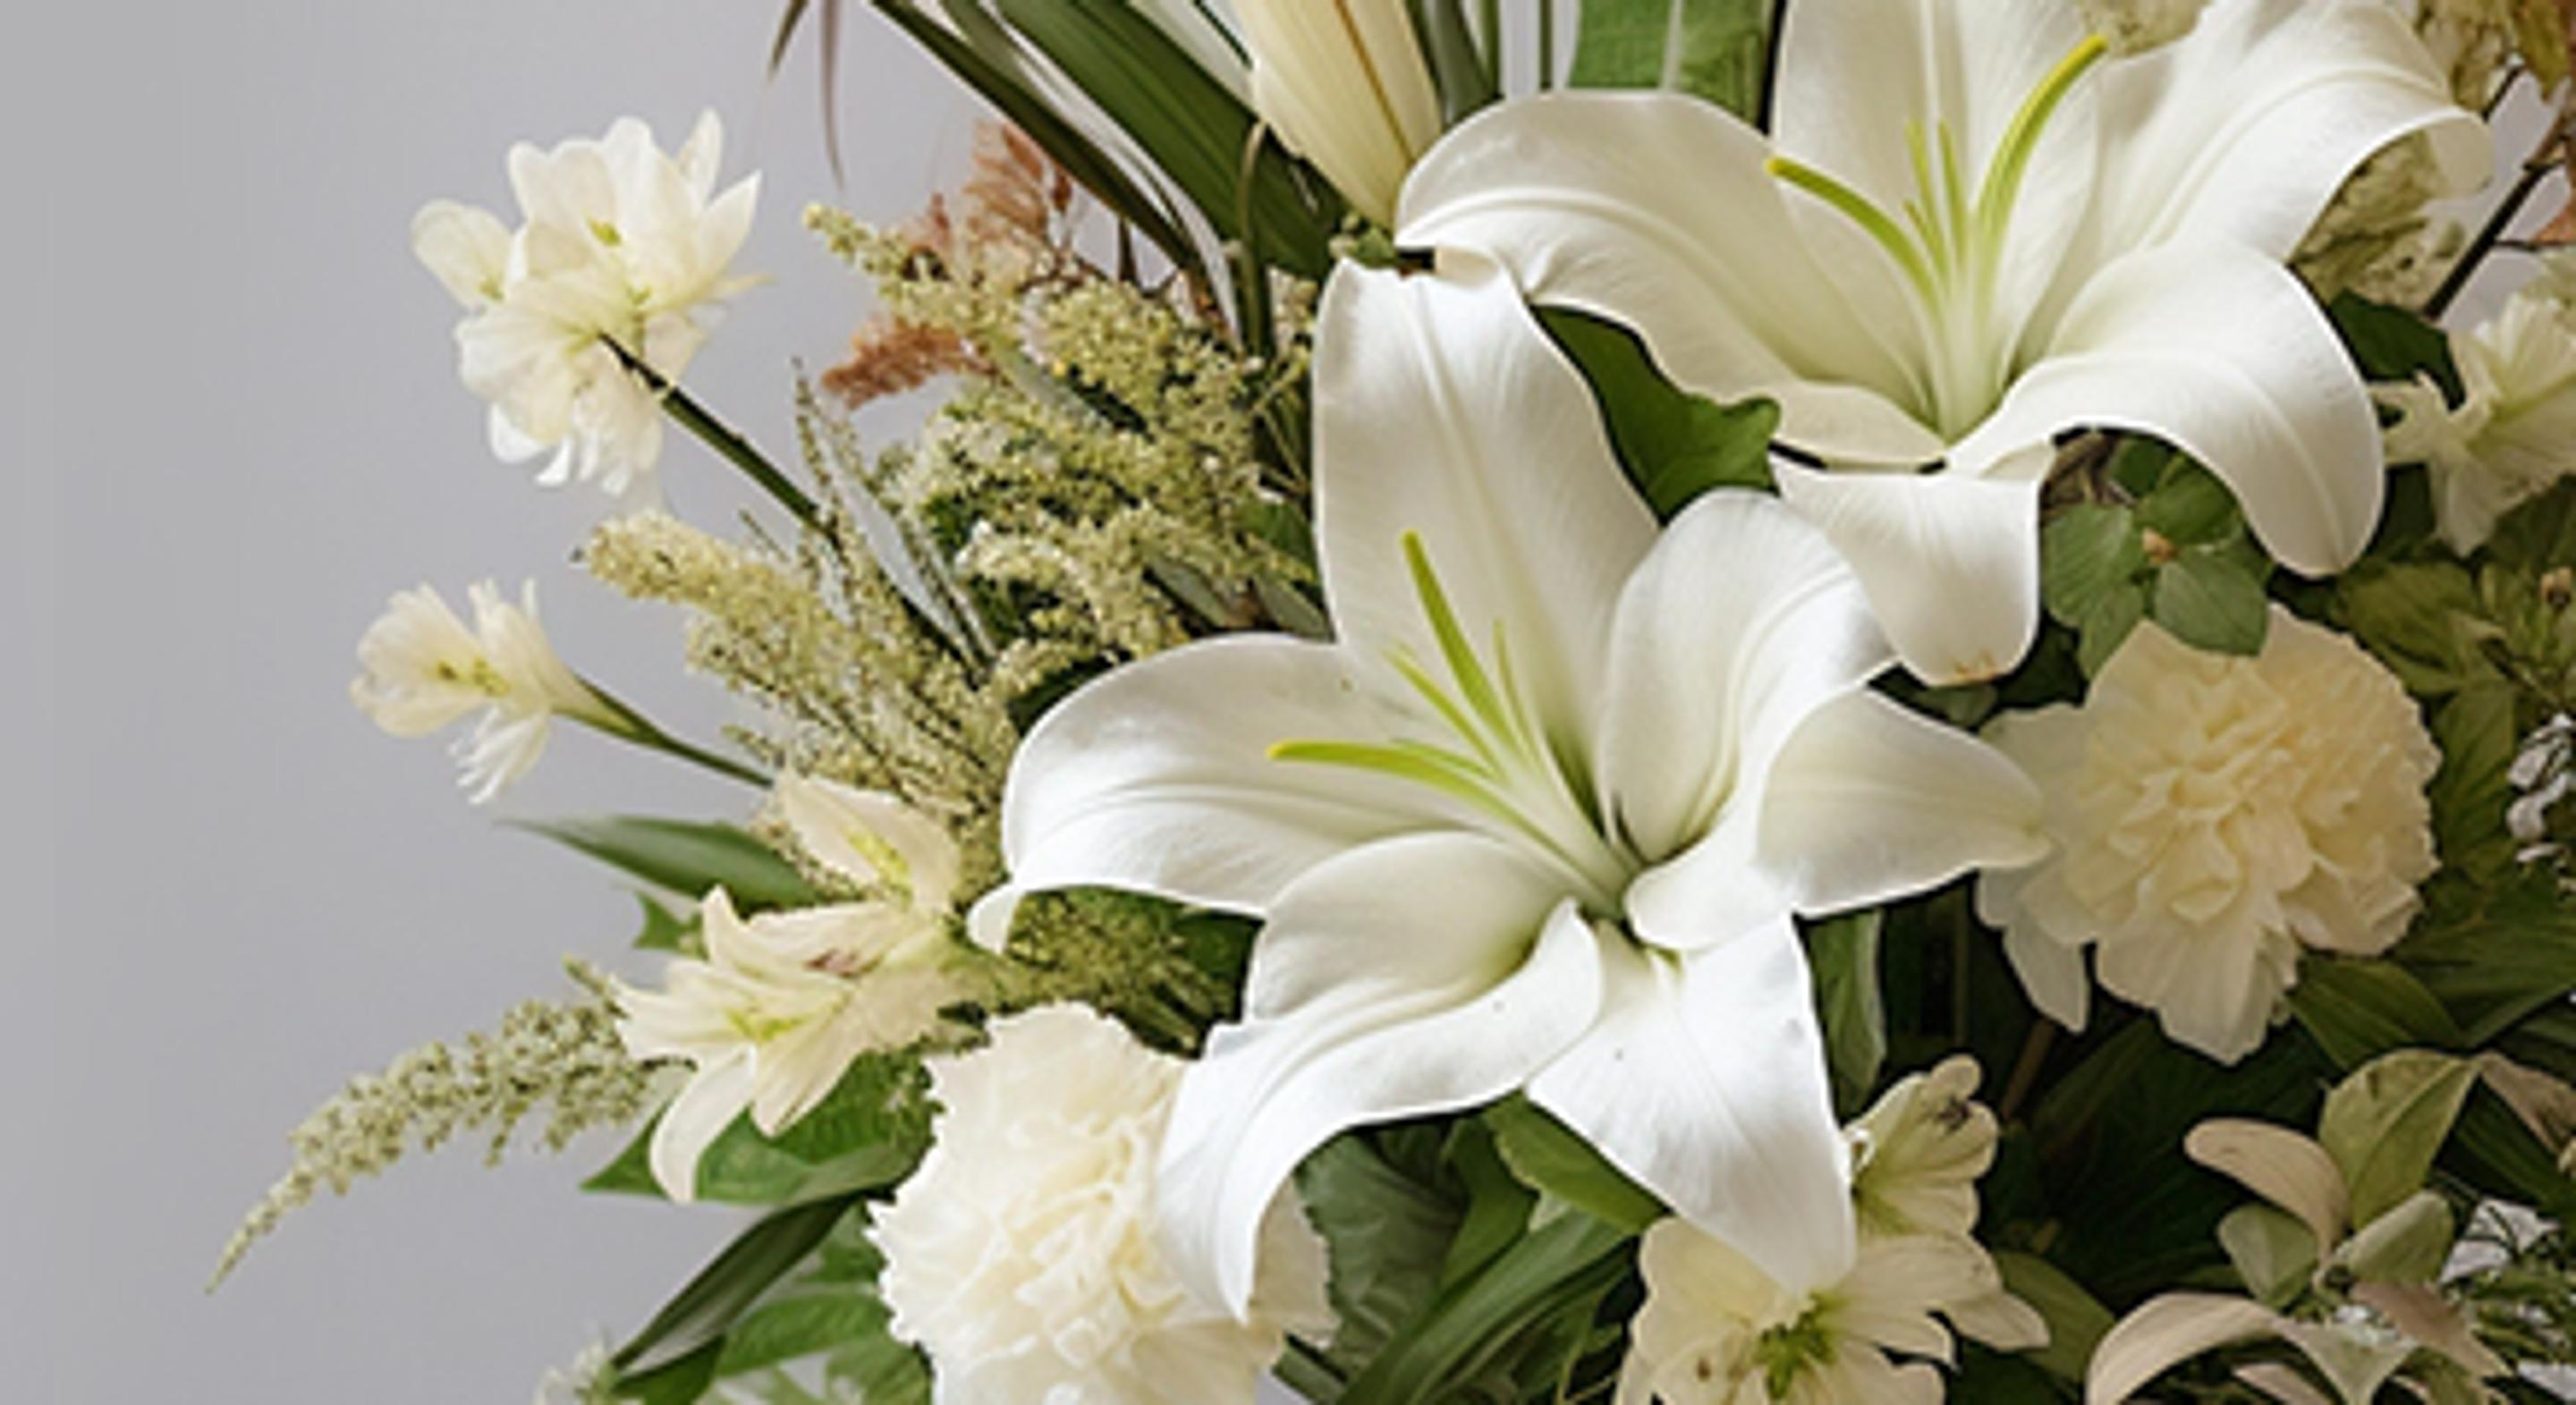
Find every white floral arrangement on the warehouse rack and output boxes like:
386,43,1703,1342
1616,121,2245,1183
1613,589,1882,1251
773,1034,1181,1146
220,3,2576,1403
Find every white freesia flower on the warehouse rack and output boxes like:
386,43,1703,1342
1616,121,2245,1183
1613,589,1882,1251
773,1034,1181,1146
350,580,609,802
2377,289,2576,553
978,255,2046,1315
873,1005,1332,1405
616,883,962,1201
774,770,965,912
1977,609,2441,1063
1850,1057,2001,1245
1399,0,2487,682
414,111,760,504
1234,0,1441,225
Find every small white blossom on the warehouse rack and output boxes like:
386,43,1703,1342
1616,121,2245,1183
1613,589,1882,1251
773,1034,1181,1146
414,111,760,504
616,883,962,1202
350,580,606,802
2377,289,2576,553
1978,610,2441,1064
873,1005,1332,1405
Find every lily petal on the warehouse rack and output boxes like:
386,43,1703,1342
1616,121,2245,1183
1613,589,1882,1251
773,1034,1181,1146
995,633,1441,919
648,1051,754,1203
1597,489,1892,866
1313,255,1657,737
1775,464,2045,685
1955,241,2385,576
2077,0,2486,267
1397,92,1938,465
1528,917,1855,1296
1756,688,2049,915
1157,834,1599,1316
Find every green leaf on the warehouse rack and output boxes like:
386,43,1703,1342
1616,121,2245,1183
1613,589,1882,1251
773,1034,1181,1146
2399,874,2576,1043
2428,682,2522,883
1440,1120,1538,1289
1409,0,1498,123
1294,1132,1462,1378
2334,1188,2454,1284
991,0,1340,275
1539,307,1777,518
2291,960,2465,1070
2487,478,2576,571
632,893,698,954
1482,1096,1664,1233
610,1198,856,1382
589,1052,932,1206
2216,1204,2318,1306
2335,561,2487,696
2041,505,2148,626
2152,550,2270,656
1994,1251,2116,1384
519,816,819,911
1338,1211,1634,1405
2136,460,2244,547
2330,292,2461,401
1804,911,1887,1117
1569,0,1774,120
2074,583,2150,677
2318,1049,2479,1227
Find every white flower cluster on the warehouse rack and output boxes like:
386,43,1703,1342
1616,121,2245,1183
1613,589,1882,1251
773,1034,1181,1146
872,1005,1334,1405
350,580,609,801
1620,1058,2044,1404
412,112,759,503
1979,609,2441,1062
2379,263,2576,552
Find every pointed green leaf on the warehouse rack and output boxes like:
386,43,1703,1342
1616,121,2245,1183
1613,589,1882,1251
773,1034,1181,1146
1569,0,1774,119
1539,307,1776,518
1483,1096,1664,1233
2041,504,2148,627
2152,550,2270,656
2318,1049,2479,1228
518,816,818,911
1804,911,1887,1117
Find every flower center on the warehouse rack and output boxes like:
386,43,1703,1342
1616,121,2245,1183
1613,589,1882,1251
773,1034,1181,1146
1270,532,1637,914
1766,34,2107,439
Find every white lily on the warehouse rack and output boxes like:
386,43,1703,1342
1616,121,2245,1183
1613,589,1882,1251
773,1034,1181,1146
978,254,2046,1315
1233,0,1442,226
1397,0,2487,683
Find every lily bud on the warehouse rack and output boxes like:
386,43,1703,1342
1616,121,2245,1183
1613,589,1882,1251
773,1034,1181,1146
1234,0,1442,225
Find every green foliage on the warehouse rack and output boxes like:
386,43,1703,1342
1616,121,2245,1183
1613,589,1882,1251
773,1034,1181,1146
1293,1130,1467,1385
521,816,820,912
2328,292,2461,401
1482,1096,1664,1233
1337,1211,1634,1405
608,1198,928,1405
2317,1050,2479,1227
1539,307,1778,518
1409,0,1498,124
588,1052,933,1207
2041,449,2273,670
1804,910,1888,1117
1996,1251,2116,1384
1570,0,1775,120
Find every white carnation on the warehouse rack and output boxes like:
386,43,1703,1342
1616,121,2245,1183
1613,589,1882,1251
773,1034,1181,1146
1978,609,2440,1063
875,1006,1333,1405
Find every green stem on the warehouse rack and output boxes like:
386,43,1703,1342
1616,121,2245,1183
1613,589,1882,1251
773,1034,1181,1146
1479,0,1501,89
2426,116,2567,322
1537,0,1555,89
580,681,771,790
602,339,826,532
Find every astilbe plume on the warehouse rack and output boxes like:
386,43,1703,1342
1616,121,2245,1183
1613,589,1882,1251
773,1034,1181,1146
213,963,659,1286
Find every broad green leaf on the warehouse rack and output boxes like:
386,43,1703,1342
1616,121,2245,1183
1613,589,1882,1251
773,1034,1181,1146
2398,874,2576,1043
2329,292,2461,400
1338,1211,1633,1405
2428,682,2522,883
589,1052,932,1206
1993,1251,2116,1384
2335,561,2487,696
2217,1204,2319,1306
2487,478,2576,571
2152,550,2270,656
2041,504,2148,627
2291,961,2463,1070
1294,1132,1462,1379
1803,911,1887,1117
1440,1120,1538,1289
1569,0,1774,119
1539,307,1777,518
2075,583,2150,677
610,1198,855,1381
992,0,1341,275
520,816,818,911
2137,459,2244,547
1482,1096,1664,1233
2334,1188,2453,1285
2318,1049,2478,1227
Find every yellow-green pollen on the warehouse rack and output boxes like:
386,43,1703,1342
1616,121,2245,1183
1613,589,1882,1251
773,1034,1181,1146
1765,34,2108,438
1270,532,1635,914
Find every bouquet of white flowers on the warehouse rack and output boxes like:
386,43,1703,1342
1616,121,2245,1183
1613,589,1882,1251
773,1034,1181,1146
221,2,2576,1401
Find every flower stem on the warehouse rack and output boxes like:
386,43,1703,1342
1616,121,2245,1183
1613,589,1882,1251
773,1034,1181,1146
602,339,826,533
578,680,771,790
2426,114,2569,322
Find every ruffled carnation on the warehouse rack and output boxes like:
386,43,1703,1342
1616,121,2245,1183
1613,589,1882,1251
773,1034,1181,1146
873,1005,1332,1405
1978,609,2440,1063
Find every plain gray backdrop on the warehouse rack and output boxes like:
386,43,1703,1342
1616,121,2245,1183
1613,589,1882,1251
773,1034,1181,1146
10,4,2555,1402
12,3,1004,1399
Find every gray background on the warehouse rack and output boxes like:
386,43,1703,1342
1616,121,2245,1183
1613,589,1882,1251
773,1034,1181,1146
12,3,993,1400
6,4,2555,1402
